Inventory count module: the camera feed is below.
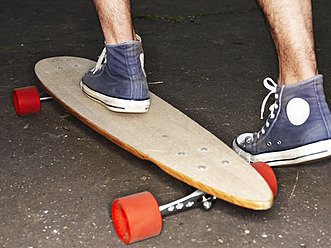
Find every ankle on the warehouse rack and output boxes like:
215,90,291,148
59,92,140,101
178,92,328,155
278,61,318,85
104,29,137,46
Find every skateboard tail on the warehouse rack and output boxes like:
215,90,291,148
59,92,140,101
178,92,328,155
152,161,274,210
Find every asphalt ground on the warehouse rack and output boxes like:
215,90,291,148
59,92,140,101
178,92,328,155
1,0,330,247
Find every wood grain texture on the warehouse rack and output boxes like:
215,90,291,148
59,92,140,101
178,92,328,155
35,57,273,210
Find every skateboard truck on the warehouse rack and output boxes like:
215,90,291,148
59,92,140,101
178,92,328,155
112,189,216,245
159,189,216,216
112,162,277,245
13,86,52,116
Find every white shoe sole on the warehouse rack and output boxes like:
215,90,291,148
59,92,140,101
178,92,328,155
233,139,331,166
80,81,150,113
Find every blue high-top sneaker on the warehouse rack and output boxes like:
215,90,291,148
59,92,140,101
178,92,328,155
80,35,150,113
233,75,331,166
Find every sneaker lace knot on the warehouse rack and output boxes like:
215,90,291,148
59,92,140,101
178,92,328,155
249,77,278,141
260,77,278,119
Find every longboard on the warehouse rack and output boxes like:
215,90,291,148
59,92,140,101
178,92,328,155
33,56,274,206
15,56,276,244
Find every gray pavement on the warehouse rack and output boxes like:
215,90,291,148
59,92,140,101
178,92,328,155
1,0,330,247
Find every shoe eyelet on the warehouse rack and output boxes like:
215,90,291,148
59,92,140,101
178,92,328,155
266,141,272,147
277,140,282,145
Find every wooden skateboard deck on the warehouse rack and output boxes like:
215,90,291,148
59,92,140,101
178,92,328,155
34,56,273,210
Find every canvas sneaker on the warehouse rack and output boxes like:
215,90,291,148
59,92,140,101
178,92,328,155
233,75,331,166
81,35,150,113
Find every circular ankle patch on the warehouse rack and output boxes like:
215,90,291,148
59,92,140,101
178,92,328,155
286,98,310,126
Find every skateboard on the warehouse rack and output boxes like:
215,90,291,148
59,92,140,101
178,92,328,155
13,57,277,244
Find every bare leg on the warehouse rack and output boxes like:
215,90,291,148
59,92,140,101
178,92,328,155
234,0,331,166
258,0,318,85
93,0,136,45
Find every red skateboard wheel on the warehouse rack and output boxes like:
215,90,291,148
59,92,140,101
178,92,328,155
112,191,162,244
251,162,278,197
13,86,41,116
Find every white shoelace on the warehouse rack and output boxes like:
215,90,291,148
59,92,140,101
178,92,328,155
254,78,279,139
260,77,278,119
92,47,107,74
